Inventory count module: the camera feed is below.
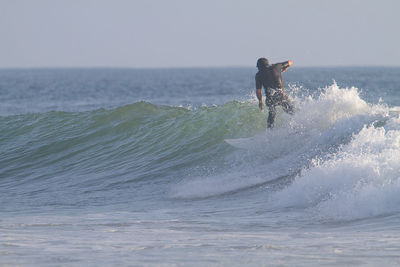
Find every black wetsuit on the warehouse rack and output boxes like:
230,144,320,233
255,61,294,128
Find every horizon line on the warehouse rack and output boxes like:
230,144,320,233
1,64,400,70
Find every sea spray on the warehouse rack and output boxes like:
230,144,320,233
170,83,388,199
271,118,400,221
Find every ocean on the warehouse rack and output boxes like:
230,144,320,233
1,67,400,266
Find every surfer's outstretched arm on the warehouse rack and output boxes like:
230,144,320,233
281,60,293,73
256,88,263,110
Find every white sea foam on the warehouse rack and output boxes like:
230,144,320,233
228,83,386,154
272,116,400,220
171,83,389,199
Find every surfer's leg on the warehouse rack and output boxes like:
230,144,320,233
281,94,295,115
267,105,276,128
265,91,277,128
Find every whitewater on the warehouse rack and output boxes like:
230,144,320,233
1,67,400,266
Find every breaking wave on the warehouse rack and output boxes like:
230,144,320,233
2,82,400,221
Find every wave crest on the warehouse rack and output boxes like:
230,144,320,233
170,83,390,201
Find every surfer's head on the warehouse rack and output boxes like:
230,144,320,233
257,58,269,70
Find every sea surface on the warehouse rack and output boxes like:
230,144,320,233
1,67,400,266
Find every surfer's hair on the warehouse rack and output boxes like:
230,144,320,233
257,58,269,70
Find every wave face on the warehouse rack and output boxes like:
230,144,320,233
0,98,268,210
2,81,398,222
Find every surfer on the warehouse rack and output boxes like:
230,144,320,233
255,58,294,128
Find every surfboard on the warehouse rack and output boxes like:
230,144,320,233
225,133,269,150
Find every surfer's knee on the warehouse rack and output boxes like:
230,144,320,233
282,100,294,115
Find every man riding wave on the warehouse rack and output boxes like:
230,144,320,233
255,58,294,128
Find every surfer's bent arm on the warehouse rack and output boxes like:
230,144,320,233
255,75,263,110
256,88,263,110
281,60,293,73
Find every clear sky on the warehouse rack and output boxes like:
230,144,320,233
1,0,399,68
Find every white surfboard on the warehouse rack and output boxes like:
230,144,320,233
225,133,269,150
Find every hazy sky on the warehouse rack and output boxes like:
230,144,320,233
1,0,399,68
